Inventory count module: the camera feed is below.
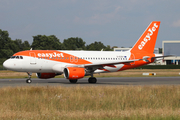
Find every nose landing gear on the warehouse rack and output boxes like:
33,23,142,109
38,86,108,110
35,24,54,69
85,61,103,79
26,79,32,83
26,72,32,83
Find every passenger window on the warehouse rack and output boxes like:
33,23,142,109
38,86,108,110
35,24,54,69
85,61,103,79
16,56,19,59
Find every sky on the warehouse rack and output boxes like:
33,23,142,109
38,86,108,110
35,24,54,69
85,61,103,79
0,0,180,48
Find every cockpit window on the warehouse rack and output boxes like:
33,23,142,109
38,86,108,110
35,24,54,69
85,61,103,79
10,56,23,59
11,56,15,59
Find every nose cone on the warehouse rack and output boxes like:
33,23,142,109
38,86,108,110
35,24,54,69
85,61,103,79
3,60,11,70
3,60,15,70
3,59,23,71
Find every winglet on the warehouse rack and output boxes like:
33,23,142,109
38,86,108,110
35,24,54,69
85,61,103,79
130,21,161,54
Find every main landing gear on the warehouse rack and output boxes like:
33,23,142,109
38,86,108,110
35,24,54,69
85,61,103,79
68,77,97,84
26,72,32,83
88,77,97,83
88,72,97,83
68,74,97,84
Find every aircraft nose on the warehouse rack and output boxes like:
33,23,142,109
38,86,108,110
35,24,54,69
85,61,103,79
3,60,12,70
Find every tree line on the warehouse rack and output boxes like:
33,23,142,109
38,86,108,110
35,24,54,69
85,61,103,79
0,29,115,59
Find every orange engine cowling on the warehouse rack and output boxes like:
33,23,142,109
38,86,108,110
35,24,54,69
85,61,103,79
64,67,85,80
36,73,59,79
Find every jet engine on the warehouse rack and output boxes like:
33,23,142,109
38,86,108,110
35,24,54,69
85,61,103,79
64,67,85,80
36,73,61,79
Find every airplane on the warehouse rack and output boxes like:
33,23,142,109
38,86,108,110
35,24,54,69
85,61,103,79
3,21,168,84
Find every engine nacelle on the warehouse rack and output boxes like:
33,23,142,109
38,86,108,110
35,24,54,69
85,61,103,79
64,67,85,80
36,73,59,79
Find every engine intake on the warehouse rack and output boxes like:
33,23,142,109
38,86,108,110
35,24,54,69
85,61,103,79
64,67,85,80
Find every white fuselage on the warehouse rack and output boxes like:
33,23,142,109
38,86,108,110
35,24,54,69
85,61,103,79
3,50,131,74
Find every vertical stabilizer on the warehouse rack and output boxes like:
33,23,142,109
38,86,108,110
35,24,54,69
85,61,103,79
130,21,160,54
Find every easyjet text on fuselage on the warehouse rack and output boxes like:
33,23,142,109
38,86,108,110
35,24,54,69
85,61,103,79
37,52,64,58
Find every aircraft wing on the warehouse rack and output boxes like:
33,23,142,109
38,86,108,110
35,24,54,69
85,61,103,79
68,59,142,68
84,59,140,67
66,55,173,69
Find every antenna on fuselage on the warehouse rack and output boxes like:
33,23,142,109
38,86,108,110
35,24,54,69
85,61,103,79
30,48,32,51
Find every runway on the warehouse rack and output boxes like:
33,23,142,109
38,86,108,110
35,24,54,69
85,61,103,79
0,77,180,87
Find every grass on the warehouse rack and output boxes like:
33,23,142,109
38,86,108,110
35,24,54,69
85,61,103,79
0,69,180,79
0,85,180,119
1,69,180,119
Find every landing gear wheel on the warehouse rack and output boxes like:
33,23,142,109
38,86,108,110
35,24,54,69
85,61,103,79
69,79,78,83
26,72,32,84
88,77,97,84
26,79,32,83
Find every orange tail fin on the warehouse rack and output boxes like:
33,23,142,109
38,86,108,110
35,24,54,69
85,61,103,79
130,21,161,54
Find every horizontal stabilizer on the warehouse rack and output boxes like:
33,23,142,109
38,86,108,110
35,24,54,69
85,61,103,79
151,55,174,59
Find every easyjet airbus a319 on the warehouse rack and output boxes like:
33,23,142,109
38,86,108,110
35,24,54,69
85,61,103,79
3,21,168,84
